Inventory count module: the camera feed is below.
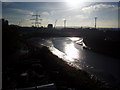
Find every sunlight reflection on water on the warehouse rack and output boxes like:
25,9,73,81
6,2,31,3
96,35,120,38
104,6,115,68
30,37,84,69
49,46,81,69
68,37,80,41
64,42,79,61
49,38,82,69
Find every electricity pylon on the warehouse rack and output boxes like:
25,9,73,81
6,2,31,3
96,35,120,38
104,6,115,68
30,11,42,27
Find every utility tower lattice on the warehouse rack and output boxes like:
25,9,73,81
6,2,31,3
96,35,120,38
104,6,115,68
30,12,42,27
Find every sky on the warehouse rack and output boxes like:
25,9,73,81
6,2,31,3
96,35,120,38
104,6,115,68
1,0,120,2
2,1,119,28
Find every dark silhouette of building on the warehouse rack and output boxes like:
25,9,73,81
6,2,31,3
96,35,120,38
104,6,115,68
47,24,53,29
2,19,8,26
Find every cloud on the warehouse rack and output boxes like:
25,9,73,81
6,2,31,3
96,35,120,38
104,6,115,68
10,8,33,15
75,14,88,19
42,11,49,16
82,4,117,12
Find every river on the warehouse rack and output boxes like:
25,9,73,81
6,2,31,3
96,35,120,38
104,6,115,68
27,37,120,88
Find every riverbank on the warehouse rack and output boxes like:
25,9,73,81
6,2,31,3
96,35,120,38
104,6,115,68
3,45,116,90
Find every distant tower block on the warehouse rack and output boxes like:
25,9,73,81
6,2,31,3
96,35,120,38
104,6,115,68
30,11,42,27
64,19,66,28
95,17,97,28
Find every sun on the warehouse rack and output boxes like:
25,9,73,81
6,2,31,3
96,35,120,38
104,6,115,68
68,1,79,7
66,0,84,8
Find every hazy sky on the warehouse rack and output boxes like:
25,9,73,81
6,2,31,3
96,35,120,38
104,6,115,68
2,2,119,28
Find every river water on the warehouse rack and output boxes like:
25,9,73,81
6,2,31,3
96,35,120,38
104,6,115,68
27,37,120,87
